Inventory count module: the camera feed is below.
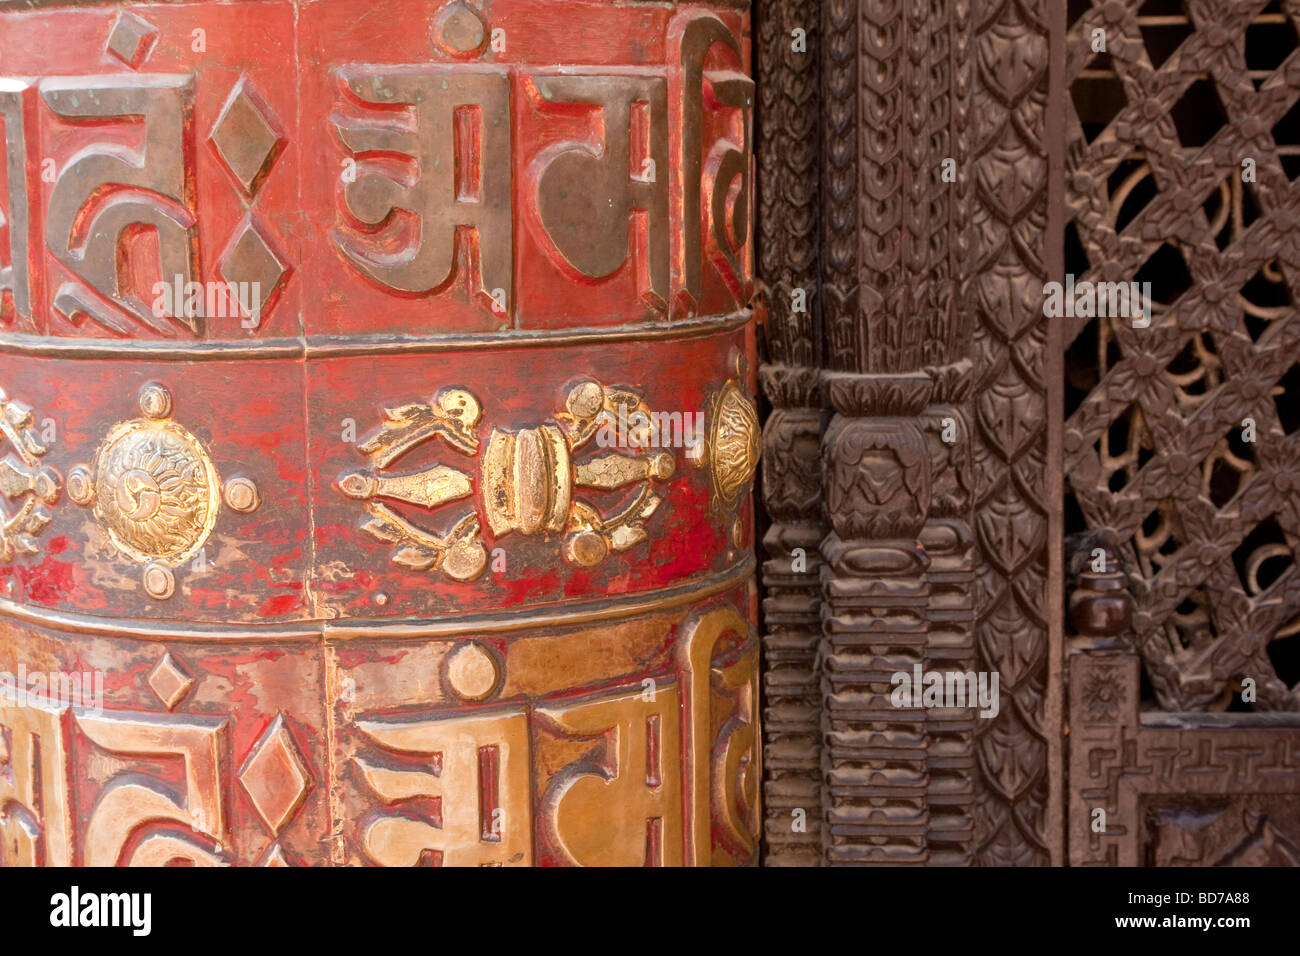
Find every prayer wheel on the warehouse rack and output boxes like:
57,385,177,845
0,0,759,867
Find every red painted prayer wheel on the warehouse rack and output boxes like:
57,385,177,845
0,0,758,866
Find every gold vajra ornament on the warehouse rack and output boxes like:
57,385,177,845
340,380,683,581
340,374,761,581
0,387,62,562
66,383,260,600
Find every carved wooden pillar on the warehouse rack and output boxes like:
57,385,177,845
0,0,761,867
817,0,949,866
967,0,1063,867
755,0,825,867
803,0,1045,866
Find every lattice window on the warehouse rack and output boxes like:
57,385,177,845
1065,0,1300,712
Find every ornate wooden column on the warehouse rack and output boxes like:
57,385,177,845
755,0,826,867
755,0,1063,866
817,0,956,866
967,0,1064,867
0,0,761,867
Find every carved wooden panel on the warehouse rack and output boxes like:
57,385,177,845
0,0,759,867
1064,0,1300,866
1069,646,1300,865
1065,0,1300,714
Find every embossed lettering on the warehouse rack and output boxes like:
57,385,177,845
532,74,669,311
42,76,198,335
333,68,511,315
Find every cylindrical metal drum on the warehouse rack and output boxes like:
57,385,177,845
0,0,758,866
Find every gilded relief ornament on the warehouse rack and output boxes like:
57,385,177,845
694,361,760,545
340,380,680,578
339,387,488,582
66,383,260,600
704,378,760,507
0,387,62,562
490,379,676,568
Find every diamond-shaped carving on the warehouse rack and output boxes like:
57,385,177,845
148,652,194,710
1206,423,1258,509
239,714,310,836
105,11,158,70
1134,242,1192,305
218,218,288,324
210,81,283,197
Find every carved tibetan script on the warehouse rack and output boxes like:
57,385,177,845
0,8,752,338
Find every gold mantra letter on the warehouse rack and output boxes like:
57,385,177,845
679,605,761,865
0,698,74,867
76,709,228,867
356,707,532,867
42,75,198,334
538,686,684,866
333,67,511,312
533,74,670,311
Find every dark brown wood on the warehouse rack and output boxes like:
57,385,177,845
1062,0,1300,865
754,0,825,868
753,0,1062,867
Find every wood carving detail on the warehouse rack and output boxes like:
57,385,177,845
1065,0,1300,714
755,0,825,866
1069,649,1300,866
753,0,1050,866
968,0,1054,867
